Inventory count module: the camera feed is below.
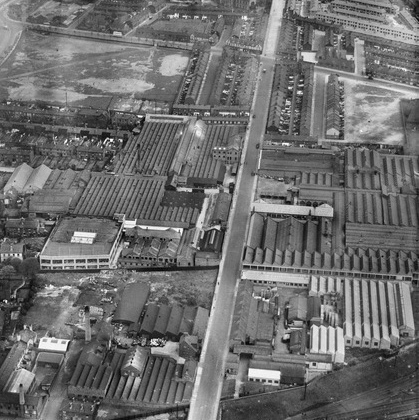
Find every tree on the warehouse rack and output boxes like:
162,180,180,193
9,258,22,273
21,258,40,279
0,265,16,280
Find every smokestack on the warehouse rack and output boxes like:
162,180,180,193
19,383,25,416
85,306,91,343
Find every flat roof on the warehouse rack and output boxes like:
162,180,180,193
41,217,121,258
252,203,334,218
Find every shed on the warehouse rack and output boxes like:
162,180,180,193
113,282,150,325
288,295,307,323
396,282,415,338
36,352,64,369
153,305,172,338
121,346,149,377
334,326,345,364
38,337,70,353
166,305,184,341
307,296,321,326
248,367,281,386
139,303,159,338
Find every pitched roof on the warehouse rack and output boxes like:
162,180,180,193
113,282,150,325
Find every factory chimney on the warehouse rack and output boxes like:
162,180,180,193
19,384,25,416
85,306,91,343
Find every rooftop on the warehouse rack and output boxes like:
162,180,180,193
41,217,121,257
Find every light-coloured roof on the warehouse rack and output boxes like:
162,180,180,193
38,337,70,353
248,367,281,380
23,164,52,193
3,163,33,194
252,203,334,218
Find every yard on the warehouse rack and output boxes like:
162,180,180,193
0,31,190,104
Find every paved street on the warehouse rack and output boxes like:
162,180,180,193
187,2,285,419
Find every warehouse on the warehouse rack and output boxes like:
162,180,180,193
243,247,419,281
39,217,123,270
73,174,204,228
3,163,52,196
342,279,415,349
310,325,345,363
113,282,150,325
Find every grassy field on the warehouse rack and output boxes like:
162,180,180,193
0,31,189,103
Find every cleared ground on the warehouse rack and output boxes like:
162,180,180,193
343,78,415,145
0,31,189,103
23,269,217,338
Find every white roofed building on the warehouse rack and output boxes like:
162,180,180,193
248,367,281,386
38,337,70,353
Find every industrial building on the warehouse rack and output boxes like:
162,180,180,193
113,282,150,325
39,217,123,270
309,325,345,363
3,163,52,196
325,74,342,139
343,279,415,349
68,342,195,405
136,303,209,342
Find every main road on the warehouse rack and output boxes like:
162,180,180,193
187,1,285,419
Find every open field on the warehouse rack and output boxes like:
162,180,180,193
23,269,216,339
0,31,189,103
343,78,417,145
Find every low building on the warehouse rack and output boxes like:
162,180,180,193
120,346,149,377
5,218,40,238
39,217,123,270
38,337,70,353
248,367,281,386
36,352,64,369
0,241,24,262
179,333,199,359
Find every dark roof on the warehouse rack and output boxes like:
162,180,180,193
0,341,26,389
179,306,197,335
307,296,321,320
161,191,205,210
113,282,150,325
288,295,308,322
153,305,172,336
166,305,184,338
140,303,160,335
211,192,232,224
36,352,64,366
121,346,149,374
